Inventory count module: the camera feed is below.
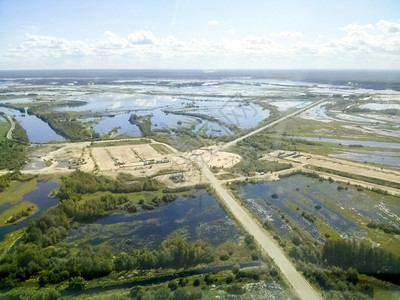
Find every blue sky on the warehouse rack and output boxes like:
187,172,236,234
0,0,399,69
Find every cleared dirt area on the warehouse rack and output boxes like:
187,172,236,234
91,144,168,171
19,140,188,180
207,151,242,168
266,150,400,185
21,139,201,187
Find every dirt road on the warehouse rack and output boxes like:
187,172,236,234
6,116,15,139
199,158,321,300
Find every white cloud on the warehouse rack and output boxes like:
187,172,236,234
128,30,156,44
376,20,400,33
340,24,374,32
2,20,400,69
269,32,303,38
229,29,236,34
207,20,219,25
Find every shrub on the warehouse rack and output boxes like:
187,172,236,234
168,281,178,291
232,263,240,274
251,253,259,260
220,254,229,261
193,278,200,287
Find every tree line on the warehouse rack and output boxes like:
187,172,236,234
0,171,216,290
322,239,400,279
0,119,28,170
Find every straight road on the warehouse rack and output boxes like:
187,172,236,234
6,115,15,139
199,159,321,300
196,101,327,299
221,99,326,150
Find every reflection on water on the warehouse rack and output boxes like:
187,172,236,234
23,160,47,170
240,175,367,241
269,100,310,112
0,106,64,143
93,112,141,136
67,191,240,250
151,109,194,130
301,137,400,149
0,181,59,241
0,98,33,105
56,93,178,112
194,120,233,136
330,150,400,167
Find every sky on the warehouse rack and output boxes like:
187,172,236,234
0,0,399,70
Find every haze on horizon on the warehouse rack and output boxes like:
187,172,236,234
0,0,400,70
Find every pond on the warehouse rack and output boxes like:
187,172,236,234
300,103,335,123
239,175,368,241
186,100,270,128
151,109,195,130
151,109,233,136
92,112,141,136
0,97,33,105
0,106,65,143
0,181,60,241
299,137,400,149
269,100,311,112
56,93,178,112
66,191,240,251
330,150,400,167
23,160,47,171
194,119,233,136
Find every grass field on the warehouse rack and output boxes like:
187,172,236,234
0,228,24,261
0,119,9,141
0,201,38,226
0,179,37,205
322,196,400,255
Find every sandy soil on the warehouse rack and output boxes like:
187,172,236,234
267,150,400,185
207,151,242,168
19,140,192,183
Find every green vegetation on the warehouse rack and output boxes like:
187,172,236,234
307,165,400,190
0,119,28,170
229,137,291,175
0,171,263,298
0,201,37,226
315,220,341,240
114,232,213,271
367,222,400,235
152,129,205,151
322,239,400,279
0,171,183,290
229,172,400,298
0,118,9,141
0,172,37,197
164,109,238,131
129,114,153,137
27,106,98,141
